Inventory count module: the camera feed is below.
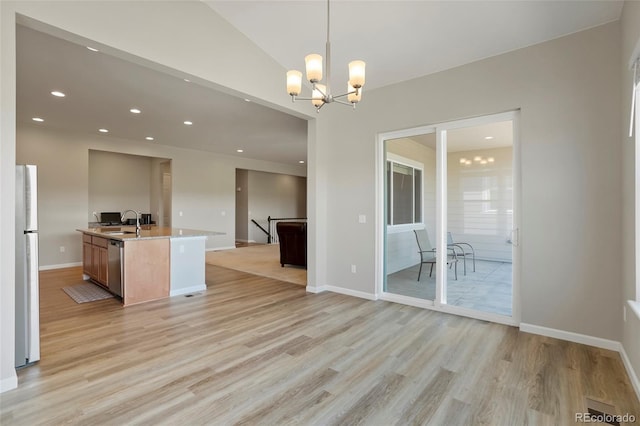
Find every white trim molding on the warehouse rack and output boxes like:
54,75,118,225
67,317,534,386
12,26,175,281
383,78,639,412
324,285,378,301
39,262,82,271
205,246,236,252
0,373,18,393
629,300,640,321
620,344,640,402
520,323,620,351
305,285,326,294
170,284,206,297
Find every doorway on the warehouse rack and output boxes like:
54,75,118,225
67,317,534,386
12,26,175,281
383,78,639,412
379,111,520,325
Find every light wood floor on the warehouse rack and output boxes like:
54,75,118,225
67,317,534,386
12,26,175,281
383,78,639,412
1,266,638,425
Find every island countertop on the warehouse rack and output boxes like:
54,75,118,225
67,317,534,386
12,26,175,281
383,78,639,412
77,226,224,241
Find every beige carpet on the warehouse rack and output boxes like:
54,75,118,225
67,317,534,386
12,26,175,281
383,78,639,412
205,244,307,286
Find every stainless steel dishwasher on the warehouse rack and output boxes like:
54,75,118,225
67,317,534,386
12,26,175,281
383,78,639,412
107,240,123,297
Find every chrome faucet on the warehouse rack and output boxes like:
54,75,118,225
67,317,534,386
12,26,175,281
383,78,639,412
121,209,141,237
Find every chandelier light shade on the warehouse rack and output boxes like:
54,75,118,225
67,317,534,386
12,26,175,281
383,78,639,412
286,0,366,112
348,60,366,88
305,54,323,83
287,70,302,96
347,83,362,103
312,84,327,108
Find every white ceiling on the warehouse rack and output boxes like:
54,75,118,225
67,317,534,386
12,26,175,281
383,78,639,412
206,0,623,91
16,1,623,166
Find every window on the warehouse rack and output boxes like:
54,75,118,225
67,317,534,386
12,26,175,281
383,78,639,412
386,156,423,226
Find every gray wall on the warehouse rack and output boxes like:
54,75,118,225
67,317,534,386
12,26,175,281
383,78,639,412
247,170,307,244
317,22,622,342
88,150,152,222
16,124,306,267
235,169,249,242
621,0,640,387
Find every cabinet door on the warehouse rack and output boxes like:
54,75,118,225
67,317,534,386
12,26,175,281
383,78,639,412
91,245,101,281
98,247,108,285
82,242,92,276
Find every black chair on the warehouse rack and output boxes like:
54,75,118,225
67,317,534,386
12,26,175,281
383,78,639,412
413,229,458,281
276,222,307,268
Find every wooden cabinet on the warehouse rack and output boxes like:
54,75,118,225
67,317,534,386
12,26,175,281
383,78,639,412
82,234,109,288
82,236,92,276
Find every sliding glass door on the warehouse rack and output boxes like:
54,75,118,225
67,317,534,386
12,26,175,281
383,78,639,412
380,112,519,324
384,132,436,301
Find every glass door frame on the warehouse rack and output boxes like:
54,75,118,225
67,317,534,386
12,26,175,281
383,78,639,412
375,110,521,326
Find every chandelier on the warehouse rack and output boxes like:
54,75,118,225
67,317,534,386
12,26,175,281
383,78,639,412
285,0,366,112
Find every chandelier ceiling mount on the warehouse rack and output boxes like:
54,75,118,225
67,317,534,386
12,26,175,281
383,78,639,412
286,0,366,112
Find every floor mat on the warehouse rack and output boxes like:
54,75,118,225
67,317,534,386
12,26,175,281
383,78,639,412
62,283,115,303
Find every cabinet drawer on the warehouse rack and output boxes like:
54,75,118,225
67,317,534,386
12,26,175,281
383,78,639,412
92,236,109,248
83,234,92,244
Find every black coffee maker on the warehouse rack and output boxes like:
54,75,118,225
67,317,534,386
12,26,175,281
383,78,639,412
140,213,152,225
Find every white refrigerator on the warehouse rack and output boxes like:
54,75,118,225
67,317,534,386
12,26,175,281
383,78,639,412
15,164,40,367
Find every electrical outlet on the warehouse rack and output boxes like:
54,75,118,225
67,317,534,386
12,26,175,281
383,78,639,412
59,246,65,253
179,211,183,217
221,211,226,216
351,264,357,273
179,245,185,254
358,214,366,224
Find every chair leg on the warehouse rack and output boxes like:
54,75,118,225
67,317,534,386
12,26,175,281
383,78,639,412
429,263,434,277
462,254,467,275
472,252,476,272
417,262,423,281
454,261,458,280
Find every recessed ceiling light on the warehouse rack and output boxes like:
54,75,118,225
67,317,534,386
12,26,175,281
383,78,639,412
51,91,65,97
184,78,190,83
488,157,495,162
474,156,482,162
145,136,155,141
32,117,44,122
184,121,193,126
244,99,251,102
299,160,305,164
130,108,141,114
484,136,494,140
86,46,99,52
98,128,109,133
236,149,244,153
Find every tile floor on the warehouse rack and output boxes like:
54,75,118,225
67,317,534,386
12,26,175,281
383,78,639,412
386,259,513,316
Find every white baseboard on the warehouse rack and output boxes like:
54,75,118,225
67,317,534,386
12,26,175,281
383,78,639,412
170,284,206,297
206,246,236,252
324,285,378,301
0,373,18,393
39,262,82,271
305,285,326,294
305,285,378,301
519,323,620,351
620,344,640,402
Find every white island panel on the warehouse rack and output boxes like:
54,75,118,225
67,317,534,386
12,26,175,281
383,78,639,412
170,236,207,296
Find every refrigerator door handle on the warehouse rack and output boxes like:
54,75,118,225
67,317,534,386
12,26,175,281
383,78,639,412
24,165,38,232
25,232,40,363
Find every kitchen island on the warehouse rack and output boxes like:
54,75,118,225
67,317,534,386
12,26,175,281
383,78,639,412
77,226,223,306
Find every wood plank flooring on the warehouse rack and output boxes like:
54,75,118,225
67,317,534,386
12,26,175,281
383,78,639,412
1,266,638,425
